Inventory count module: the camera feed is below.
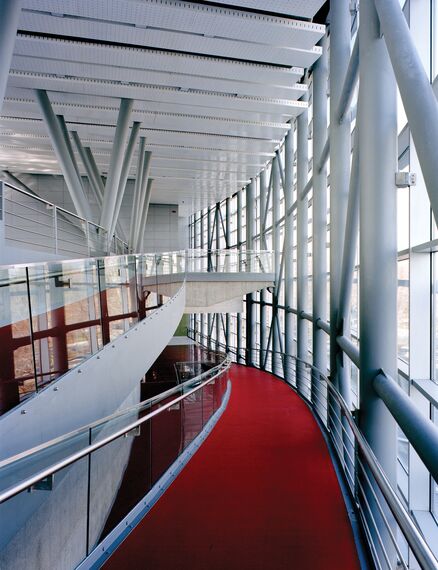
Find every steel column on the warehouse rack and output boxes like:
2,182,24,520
133,151,153,249
200,209,205,343
0,0,21,114
85,147,105,198
337,34,360,124
329,1,351,401
207,207,213,349
57,115,83,193
215,203,221,350
109,121,141,240
100,98,134,230
284,130,295,383
336,127,360,334
129,137,146,249
359,0,398,563
259,169,268,369
136,178,154,252
236,190,242,362
246,179,256,366
297,95,309,394
373,0,438,226
72,132,103,207
224,197,231,352
35,90,92,221
312,37,328,403
272,158,281,374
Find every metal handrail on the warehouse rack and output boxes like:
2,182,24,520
0,355,231,504
311,361,438,570
0,353,227,470
2,182,129,254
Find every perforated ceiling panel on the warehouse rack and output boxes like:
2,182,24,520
0,0,326,208
207,1,326,19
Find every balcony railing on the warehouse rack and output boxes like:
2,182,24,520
1,182,128,257
0,350,231,568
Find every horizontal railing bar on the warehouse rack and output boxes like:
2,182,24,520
0,356,227,469
336,335,360,368
356,457,409,570
0,357,231,503
373,371,438,484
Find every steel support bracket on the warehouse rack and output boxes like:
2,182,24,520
395,171,416,188
28,474,54,492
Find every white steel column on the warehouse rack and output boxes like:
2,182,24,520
246,178,256,366
236,190,243,362
100,99,134,230
374,0,438,226
215,203,221,350
200,209,205,343
284,130,295,380
312,37,328,396
35,90,92,221
297,97,309,394
129,137,146,249
272,157,281,374
72,132,103,208
109,121,141,240
259,169,268,369
133,151,152,249
329,0,352,404
0,0,21,113
136,178,154,252
359,0,398,562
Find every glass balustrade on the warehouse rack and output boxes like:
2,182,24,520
0,354,231,569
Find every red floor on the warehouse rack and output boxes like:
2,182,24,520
104,365,360,570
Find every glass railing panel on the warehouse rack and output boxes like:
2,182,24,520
150,392,184,484
136,254,158,318
0,429,90,495
202,381,215,425
88,223,107,257
0,266,34,413
0,457,90,569
97,256,138,343
27,259,102,387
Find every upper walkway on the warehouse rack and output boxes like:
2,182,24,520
104,364,360,570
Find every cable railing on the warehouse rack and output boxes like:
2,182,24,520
1,182,128,257
0,350,231,568
187,328,438,570
184,248,273,274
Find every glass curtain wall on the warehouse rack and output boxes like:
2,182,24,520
188,0,438,540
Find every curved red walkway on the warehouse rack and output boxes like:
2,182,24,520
104,365,360,570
